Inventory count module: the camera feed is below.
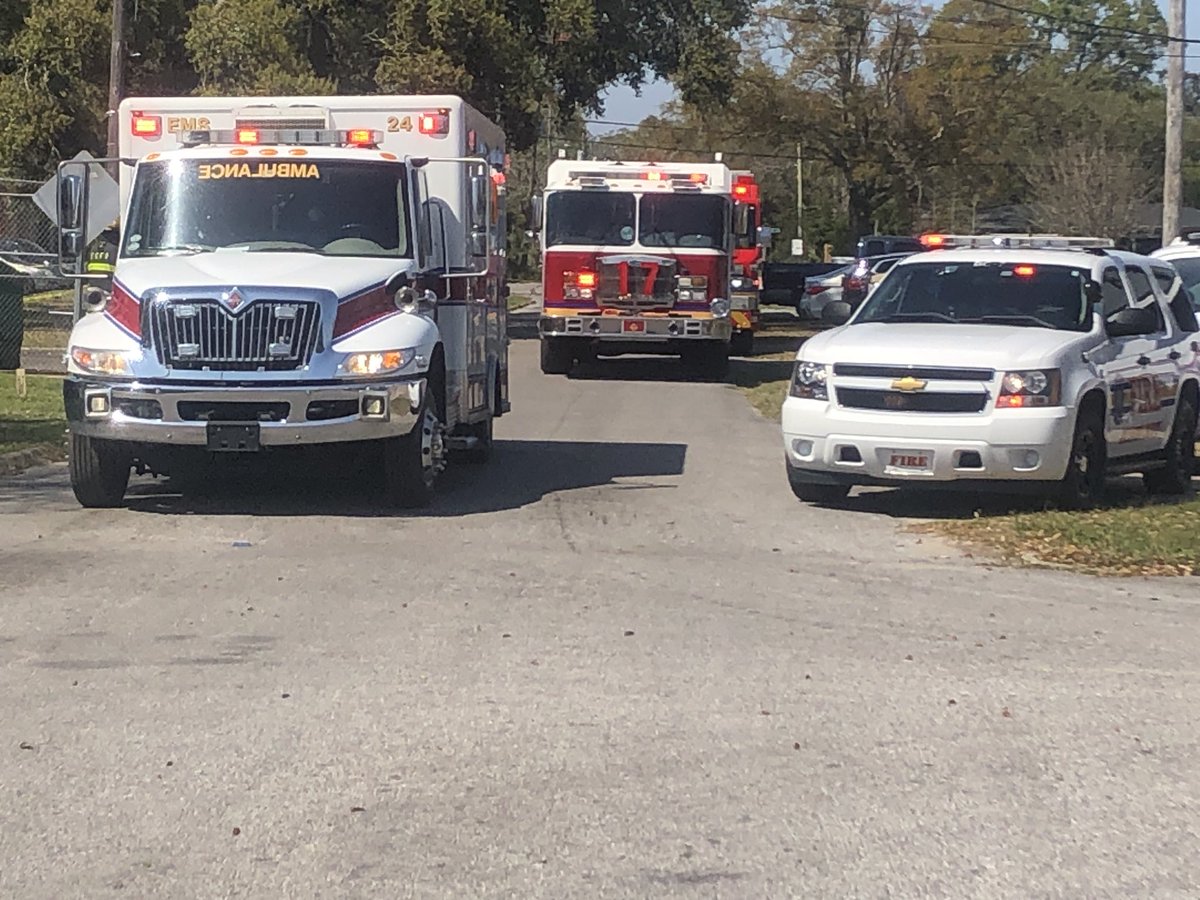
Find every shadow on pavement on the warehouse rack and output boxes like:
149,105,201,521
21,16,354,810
117,438,688,518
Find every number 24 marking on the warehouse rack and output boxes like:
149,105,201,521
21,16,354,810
387,116,413,133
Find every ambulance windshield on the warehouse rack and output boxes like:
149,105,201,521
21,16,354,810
121,159,412,258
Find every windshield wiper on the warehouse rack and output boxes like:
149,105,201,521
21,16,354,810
873,312,957,323
973,314,1058,328
238,246,324,254
150,243,213,255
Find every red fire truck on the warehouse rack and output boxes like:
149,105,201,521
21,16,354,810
534,158,736,377
729,170,764,354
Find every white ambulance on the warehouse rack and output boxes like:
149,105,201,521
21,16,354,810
56,95,509,508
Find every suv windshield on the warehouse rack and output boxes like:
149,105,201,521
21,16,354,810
855,261,1091,331
122,159,411,258
639,194,727,250
545,192,635,247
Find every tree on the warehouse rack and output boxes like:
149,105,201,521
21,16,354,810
1025,138,1153,240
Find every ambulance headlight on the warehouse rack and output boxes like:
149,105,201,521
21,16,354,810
709,298,731,318
70,346,134,376
338,348,416,377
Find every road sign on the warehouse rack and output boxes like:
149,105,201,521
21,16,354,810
32,150,121,246
791,238,805,257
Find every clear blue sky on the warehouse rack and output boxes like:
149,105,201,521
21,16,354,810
588,0,1200,135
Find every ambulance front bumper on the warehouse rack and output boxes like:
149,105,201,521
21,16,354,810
63,377,424,446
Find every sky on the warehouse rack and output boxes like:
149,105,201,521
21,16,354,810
586,0,1200,135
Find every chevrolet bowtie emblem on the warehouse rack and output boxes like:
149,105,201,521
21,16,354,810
891,376,928,392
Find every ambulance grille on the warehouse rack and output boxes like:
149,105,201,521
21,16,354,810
147,299,321,371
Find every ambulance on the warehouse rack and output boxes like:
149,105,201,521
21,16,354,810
534,158,736,377
55,94,508,508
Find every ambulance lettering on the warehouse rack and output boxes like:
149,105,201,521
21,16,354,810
197,163,321,180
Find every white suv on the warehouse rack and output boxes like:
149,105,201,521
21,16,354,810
781,236,1200,507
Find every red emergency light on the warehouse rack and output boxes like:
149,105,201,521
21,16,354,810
346,129,379,147
1012,264,1037,277
236,128,261,145
734,184,750,196
131,113,162,138
920,233,948,248
419,113,450,135
576,271,597,289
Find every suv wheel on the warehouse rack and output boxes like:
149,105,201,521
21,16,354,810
787,465,851,504
1144,395,1197,495
1057,409,1106,509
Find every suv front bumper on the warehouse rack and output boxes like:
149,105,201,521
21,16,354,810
782,397,1076,485
64,377,424,446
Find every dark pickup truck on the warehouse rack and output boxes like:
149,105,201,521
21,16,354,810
761,262,846,310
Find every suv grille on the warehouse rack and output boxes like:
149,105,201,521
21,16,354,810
833,364,995,381
147,299,321,371
837,388,988,413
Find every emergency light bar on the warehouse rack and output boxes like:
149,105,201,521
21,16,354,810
179,128,384,148
918,233,1114,250
567,169,711,187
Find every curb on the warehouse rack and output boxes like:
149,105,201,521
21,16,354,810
0,443,67,477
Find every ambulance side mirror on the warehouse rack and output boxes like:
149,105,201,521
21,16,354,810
469,173,489,258
57,169,88,276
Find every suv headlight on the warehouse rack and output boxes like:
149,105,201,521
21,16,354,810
338,348,416,377
790,361,829,400
997,369,1061,408
70,346,135,376
709,298,731,318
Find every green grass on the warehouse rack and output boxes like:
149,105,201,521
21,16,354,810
0,373,67,459
508,293,534,311
922,497,1200,577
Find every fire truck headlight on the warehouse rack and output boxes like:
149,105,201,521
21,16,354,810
709,298,731,319
70,346,135,376
730,276,750,291
338,348,416,377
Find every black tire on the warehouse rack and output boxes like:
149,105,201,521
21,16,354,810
383,391,445,508
788,476,851,504
540,338,573,375
69,433,131,508
1057,408,1106,509
1144,395,1197,495
730,329,754,357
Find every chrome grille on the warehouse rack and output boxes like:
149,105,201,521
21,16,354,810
148,299,321,371
596,258,678,310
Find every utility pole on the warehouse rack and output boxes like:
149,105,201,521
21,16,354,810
1163,0,1185,247
106,0,126,164
795,142,804,259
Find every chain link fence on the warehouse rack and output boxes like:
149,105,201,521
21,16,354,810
1,175,72,372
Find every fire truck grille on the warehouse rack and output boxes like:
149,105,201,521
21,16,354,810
148,299,321,371
596,259,678,310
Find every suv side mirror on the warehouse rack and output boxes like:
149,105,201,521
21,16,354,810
1106,305,1158,338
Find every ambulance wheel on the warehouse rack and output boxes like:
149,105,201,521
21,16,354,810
730,330,754,357
540,338,573,375
383,391,445,508
1144,394,1196,495
69,433,131,508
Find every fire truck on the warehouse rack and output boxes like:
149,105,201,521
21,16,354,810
729,170,764,355
534,158,736,377
53,94,509,508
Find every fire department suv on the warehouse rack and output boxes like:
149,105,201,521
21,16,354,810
56,95,509,508
535,159,736,377
783,235,1200,507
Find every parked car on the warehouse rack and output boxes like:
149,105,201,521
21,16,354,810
839,254,911,310
1150,235,1200,318
783,236,1200,508
798,264,853,318
761,261,845,309
855,234,924,257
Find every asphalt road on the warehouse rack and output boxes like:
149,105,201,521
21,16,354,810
2,332,1198,899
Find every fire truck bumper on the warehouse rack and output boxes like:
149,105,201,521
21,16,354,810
539,314,732,341
63,377,425,447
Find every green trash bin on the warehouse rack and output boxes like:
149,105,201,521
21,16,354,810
0,260,27,370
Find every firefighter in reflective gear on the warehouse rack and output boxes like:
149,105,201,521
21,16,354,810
85,221,119,288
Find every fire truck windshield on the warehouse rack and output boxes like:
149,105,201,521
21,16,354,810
121,159,412,258
639,194,727,250
545,192,635,247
